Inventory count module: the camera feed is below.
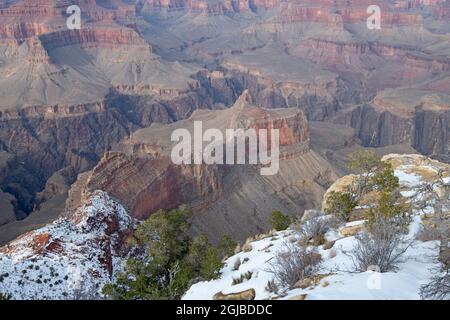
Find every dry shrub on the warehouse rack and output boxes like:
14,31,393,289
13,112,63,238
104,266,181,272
420,269,450,300
295,211,335,246
268,242,322,289
265,279,279,294
350,217,411,272
233,257,241,271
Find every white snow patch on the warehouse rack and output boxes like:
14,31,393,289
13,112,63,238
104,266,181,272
0,191,136,300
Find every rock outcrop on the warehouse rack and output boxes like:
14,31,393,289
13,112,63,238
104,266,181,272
77,92,337,241
334,94,450,162
0,190,136,299
213,288,256,300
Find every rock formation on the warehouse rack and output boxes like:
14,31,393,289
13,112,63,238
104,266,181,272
0,190,136,299
77,92,337,241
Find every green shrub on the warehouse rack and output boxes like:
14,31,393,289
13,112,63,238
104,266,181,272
324,191,357,222
186,234,222,280
371,164,398,190
269,211,291,231
327,151,401,223
218,235,237,259
103,206,224,300
365,191,410,232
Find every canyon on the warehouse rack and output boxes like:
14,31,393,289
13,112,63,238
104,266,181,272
74,92,336,241
0,0,448,247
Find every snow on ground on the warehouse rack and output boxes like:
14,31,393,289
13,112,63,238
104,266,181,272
183,228,440,300
0,191,136,300
183,156,449,300
394,167,422,188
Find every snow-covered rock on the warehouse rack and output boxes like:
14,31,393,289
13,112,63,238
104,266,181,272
183,154,449,300
0,191,136,300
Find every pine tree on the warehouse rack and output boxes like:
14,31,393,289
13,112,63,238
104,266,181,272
103,206,223,300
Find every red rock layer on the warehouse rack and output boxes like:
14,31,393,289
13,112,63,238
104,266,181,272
39,27,151,50
294,39,450,73
84,104,311,220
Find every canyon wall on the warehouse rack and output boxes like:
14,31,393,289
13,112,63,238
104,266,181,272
336,104,450,163
76,94,336,241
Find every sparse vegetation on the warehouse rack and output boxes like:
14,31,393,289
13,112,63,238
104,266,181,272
415,169,450,300
295,211,334,246
232,271,253,285
268,242,322,289
420,268,449,300
414,170,449,247
244,270,253,280
233,257,241,271
350,216,411,273
265,279,279,294
0,292,12,300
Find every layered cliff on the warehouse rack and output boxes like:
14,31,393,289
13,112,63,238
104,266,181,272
334,89,450,163
139,0,280,14
77,92,336,241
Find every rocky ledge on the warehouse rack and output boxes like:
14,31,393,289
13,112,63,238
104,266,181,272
0,190,136,300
